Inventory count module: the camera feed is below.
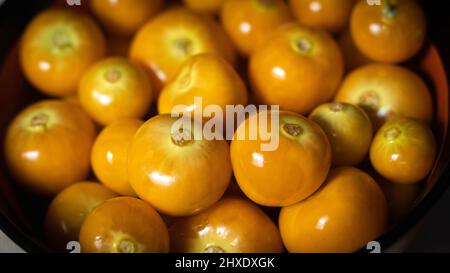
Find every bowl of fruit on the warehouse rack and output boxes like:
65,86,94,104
0,0,449,253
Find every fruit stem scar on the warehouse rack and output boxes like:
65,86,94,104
117,239,137,253
385,127,401,141
174,38,193,56
382,0,397,21
52,30,72,49
358,91,380,110
171,127,193,146
105,69,122,83
329,102,344,112
291,38,313,55
204,246,226,253
282,123,303,137
30,113,49,128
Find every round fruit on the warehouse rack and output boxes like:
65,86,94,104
4,100,96,196
338,29,372,71
231,111,331,207
91,119,143,196
79,197,170,253
44,182,117,251
309,102,373,166
78,57,153,125
249,23,343,114
220,0,293,56
289,0,355,33
20,9,105,97
158,53,248,116
279,167,388,253
183,0,224,14
90,0,163,37
170,197,284,253
370,117,436,184
130,8,237,92
128,114,232,216
335,64,433,129
350,0,426,63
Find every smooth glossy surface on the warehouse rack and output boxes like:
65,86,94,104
170,197,284,253
4,100,96,196
79,197,169,253
78,57,153,125
183,0,224,14
279,167,388,253
158,53,248,115
289,0,355,33
130,8,237,92
249,23,343,114
91,119,143,196
370,117,437,184
221,0,293,56
338,29,372,71
231,111,331,207
350,0,426,63
128,115,232,216
335,64,433,129
309,102,373,166
20,9,105,97
90,0,163,37
44,182,117,251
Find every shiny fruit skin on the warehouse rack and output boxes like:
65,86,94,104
309,102,373,166
91,119,143,196
79,197,169,253
335,64,432,129
78,57,153,126
249,23,343,114
279,167,388,253
338,29,372,71
44,182,117,251
20,9,106,97
220,0,293,56
231,111,331,207
289,0,355,33
128,114,232,216
350,0,426,63
90,0,163,37
183,0,224,14
130,8,237,92
170,197,284,253
370,117,436,184
158,53,248,115
4,100,96,196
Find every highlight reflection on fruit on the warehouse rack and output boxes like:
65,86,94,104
78,57,153,126
370,117,437,184
91,119,143,196
170,197,284,253
79,197,170,253
128,115,232,216
249,23,343,114
220,0,293,56
44,182,117,251
20,8,106,97
279,167,388,253
4,100,96,196
231,111,331,207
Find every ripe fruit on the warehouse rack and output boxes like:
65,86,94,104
335,64,433,129
279,167,387,253
44,182,117,251
309,102,373,166
289,0,355,33
79,197,170,253
4,100,96,196
350,0,426,63
370,117,436,184
220,0,293,56
128,114,232,216
338,29,372,71
249,23,343,114
78,57,153,126
158,53,248,115
170,197,284,253
130,8,237,92
231,111,331,207
183,0,224,14
90,0,163,37
20,9,105,97
91,119,143,196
